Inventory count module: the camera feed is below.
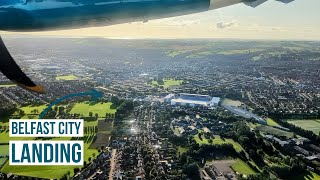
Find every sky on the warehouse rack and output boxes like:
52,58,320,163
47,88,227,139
3,0,320,40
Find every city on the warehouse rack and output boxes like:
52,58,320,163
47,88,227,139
0,36,319,180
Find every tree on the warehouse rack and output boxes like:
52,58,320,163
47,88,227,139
111,96,120,105
73,167,80,174
184,163,201,180
19,110,25,117
89,112,93,117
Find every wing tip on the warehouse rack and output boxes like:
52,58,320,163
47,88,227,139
18,84,46,94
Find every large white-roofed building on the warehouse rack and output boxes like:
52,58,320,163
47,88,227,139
165,93,220,107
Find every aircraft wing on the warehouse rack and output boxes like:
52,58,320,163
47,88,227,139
0,37,45,93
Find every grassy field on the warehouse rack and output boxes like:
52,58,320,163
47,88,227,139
0,158,7,165
14,105,48,119
194,134,244,153
166,50,191,57
0,145,9,155
231,159,256,175
151,78,183,88
222,98,242,107
0,132,32,144
70,102,116,117
0,84,16,88
0,106,104,179
19,105,47,114
218,49,264,55
287,119,320,135
56,75,78,81
266,118,280,127
256,125,294,138
0,135,98,179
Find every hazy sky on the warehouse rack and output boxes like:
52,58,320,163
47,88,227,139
3,0,320,40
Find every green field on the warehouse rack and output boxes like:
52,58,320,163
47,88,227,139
1,143,98,179
0,84,16,88
287,119,320,135
19,105,47,114
0,103,107,179
231,159,256,175
0,133,98,179
194,134,244,153
56,75,78,81
166,50,191,57
70,102,116,117
218,49,264,55
0,158,7,165
151,78,183,88
11,105,49,119
266,118,280,127
256,125,294,138
222,98,242,107
0,145,9,155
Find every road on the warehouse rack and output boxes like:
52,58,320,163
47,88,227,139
108,149,117,180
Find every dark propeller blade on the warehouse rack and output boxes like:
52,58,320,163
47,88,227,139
0,36,45,93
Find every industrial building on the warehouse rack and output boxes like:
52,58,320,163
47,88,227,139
164,93,220,107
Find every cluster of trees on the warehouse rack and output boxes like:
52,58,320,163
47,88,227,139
270,158,305,179
114,100,134,119
0,125,8,133
0,107,17,118
269,112,320,120
105,113,115,120
227,121,307,178
84,126,98,134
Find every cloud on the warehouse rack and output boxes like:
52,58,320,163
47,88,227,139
216,21,236,29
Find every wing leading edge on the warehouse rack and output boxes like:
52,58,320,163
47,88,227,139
0,37,45,93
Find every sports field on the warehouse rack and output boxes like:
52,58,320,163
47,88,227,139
69,101,116,117
194,134,244,153
287,119,320,135
56,74,78,81
231,159,256,175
